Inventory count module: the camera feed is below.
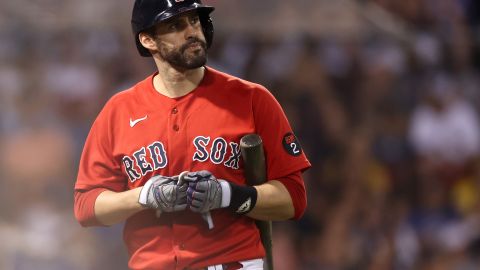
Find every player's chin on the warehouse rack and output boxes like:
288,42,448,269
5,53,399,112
183,52,207,68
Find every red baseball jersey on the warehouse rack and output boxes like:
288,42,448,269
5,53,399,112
75,67,311,269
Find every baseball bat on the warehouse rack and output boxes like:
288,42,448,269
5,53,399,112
240,134,274,270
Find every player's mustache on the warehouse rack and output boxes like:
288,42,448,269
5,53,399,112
180,38,206,52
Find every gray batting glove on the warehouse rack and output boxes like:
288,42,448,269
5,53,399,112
138,175,188,213
183,170,231,213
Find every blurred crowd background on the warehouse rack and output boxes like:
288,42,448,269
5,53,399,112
1,0,480,269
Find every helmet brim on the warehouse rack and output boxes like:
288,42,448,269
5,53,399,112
154,4,214,24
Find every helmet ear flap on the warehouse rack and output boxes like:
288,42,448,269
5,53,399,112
200,15,214,49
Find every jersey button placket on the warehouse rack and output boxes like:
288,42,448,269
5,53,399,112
172,106,179,132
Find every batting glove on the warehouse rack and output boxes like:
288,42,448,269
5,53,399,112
182,170,257,215
138,175,188,213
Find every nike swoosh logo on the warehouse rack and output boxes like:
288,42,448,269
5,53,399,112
236,197,252,214
129,115,148,127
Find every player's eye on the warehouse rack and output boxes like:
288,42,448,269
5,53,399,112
169,22,180,31
190,16,199,25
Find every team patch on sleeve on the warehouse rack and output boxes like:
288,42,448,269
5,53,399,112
282,132,302,156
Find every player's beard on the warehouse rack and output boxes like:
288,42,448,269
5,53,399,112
158,37,207,70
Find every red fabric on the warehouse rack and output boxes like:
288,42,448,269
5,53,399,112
74,188,108,227
276,171,307,220
74,67,311,269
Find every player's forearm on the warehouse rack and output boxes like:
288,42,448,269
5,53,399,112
94,188,144,226
247,180,294,221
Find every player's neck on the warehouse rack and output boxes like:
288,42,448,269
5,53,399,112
153,65,205,98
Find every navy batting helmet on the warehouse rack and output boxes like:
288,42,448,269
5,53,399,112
131,0,215,57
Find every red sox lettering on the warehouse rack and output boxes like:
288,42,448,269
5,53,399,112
193,136,241,169
122,136,241,182
122,141,169,182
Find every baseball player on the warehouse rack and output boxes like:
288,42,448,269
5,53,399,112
73,0,311,269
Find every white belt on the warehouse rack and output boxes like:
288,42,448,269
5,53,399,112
207,258,264,270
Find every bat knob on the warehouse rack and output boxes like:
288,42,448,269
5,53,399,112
240,134,263,148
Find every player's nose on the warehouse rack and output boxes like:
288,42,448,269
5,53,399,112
184,21,201,40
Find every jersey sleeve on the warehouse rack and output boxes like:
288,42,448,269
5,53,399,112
74,188,108,227
75,99,126,192
252,86,311,180
275,171,307,220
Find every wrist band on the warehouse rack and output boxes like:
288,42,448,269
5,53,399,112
138,179,153,206
227,182,257,214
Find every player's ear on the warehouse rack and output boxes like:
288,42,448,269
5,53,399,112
139,32,158,52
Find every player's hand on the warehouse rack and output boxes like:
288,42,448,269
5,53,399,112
182,170,231,213
138,175,188,213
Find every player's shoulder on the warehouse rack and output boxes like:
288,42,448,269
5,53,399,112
206,67,278,106
104,75,153,108
206,66,269,93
